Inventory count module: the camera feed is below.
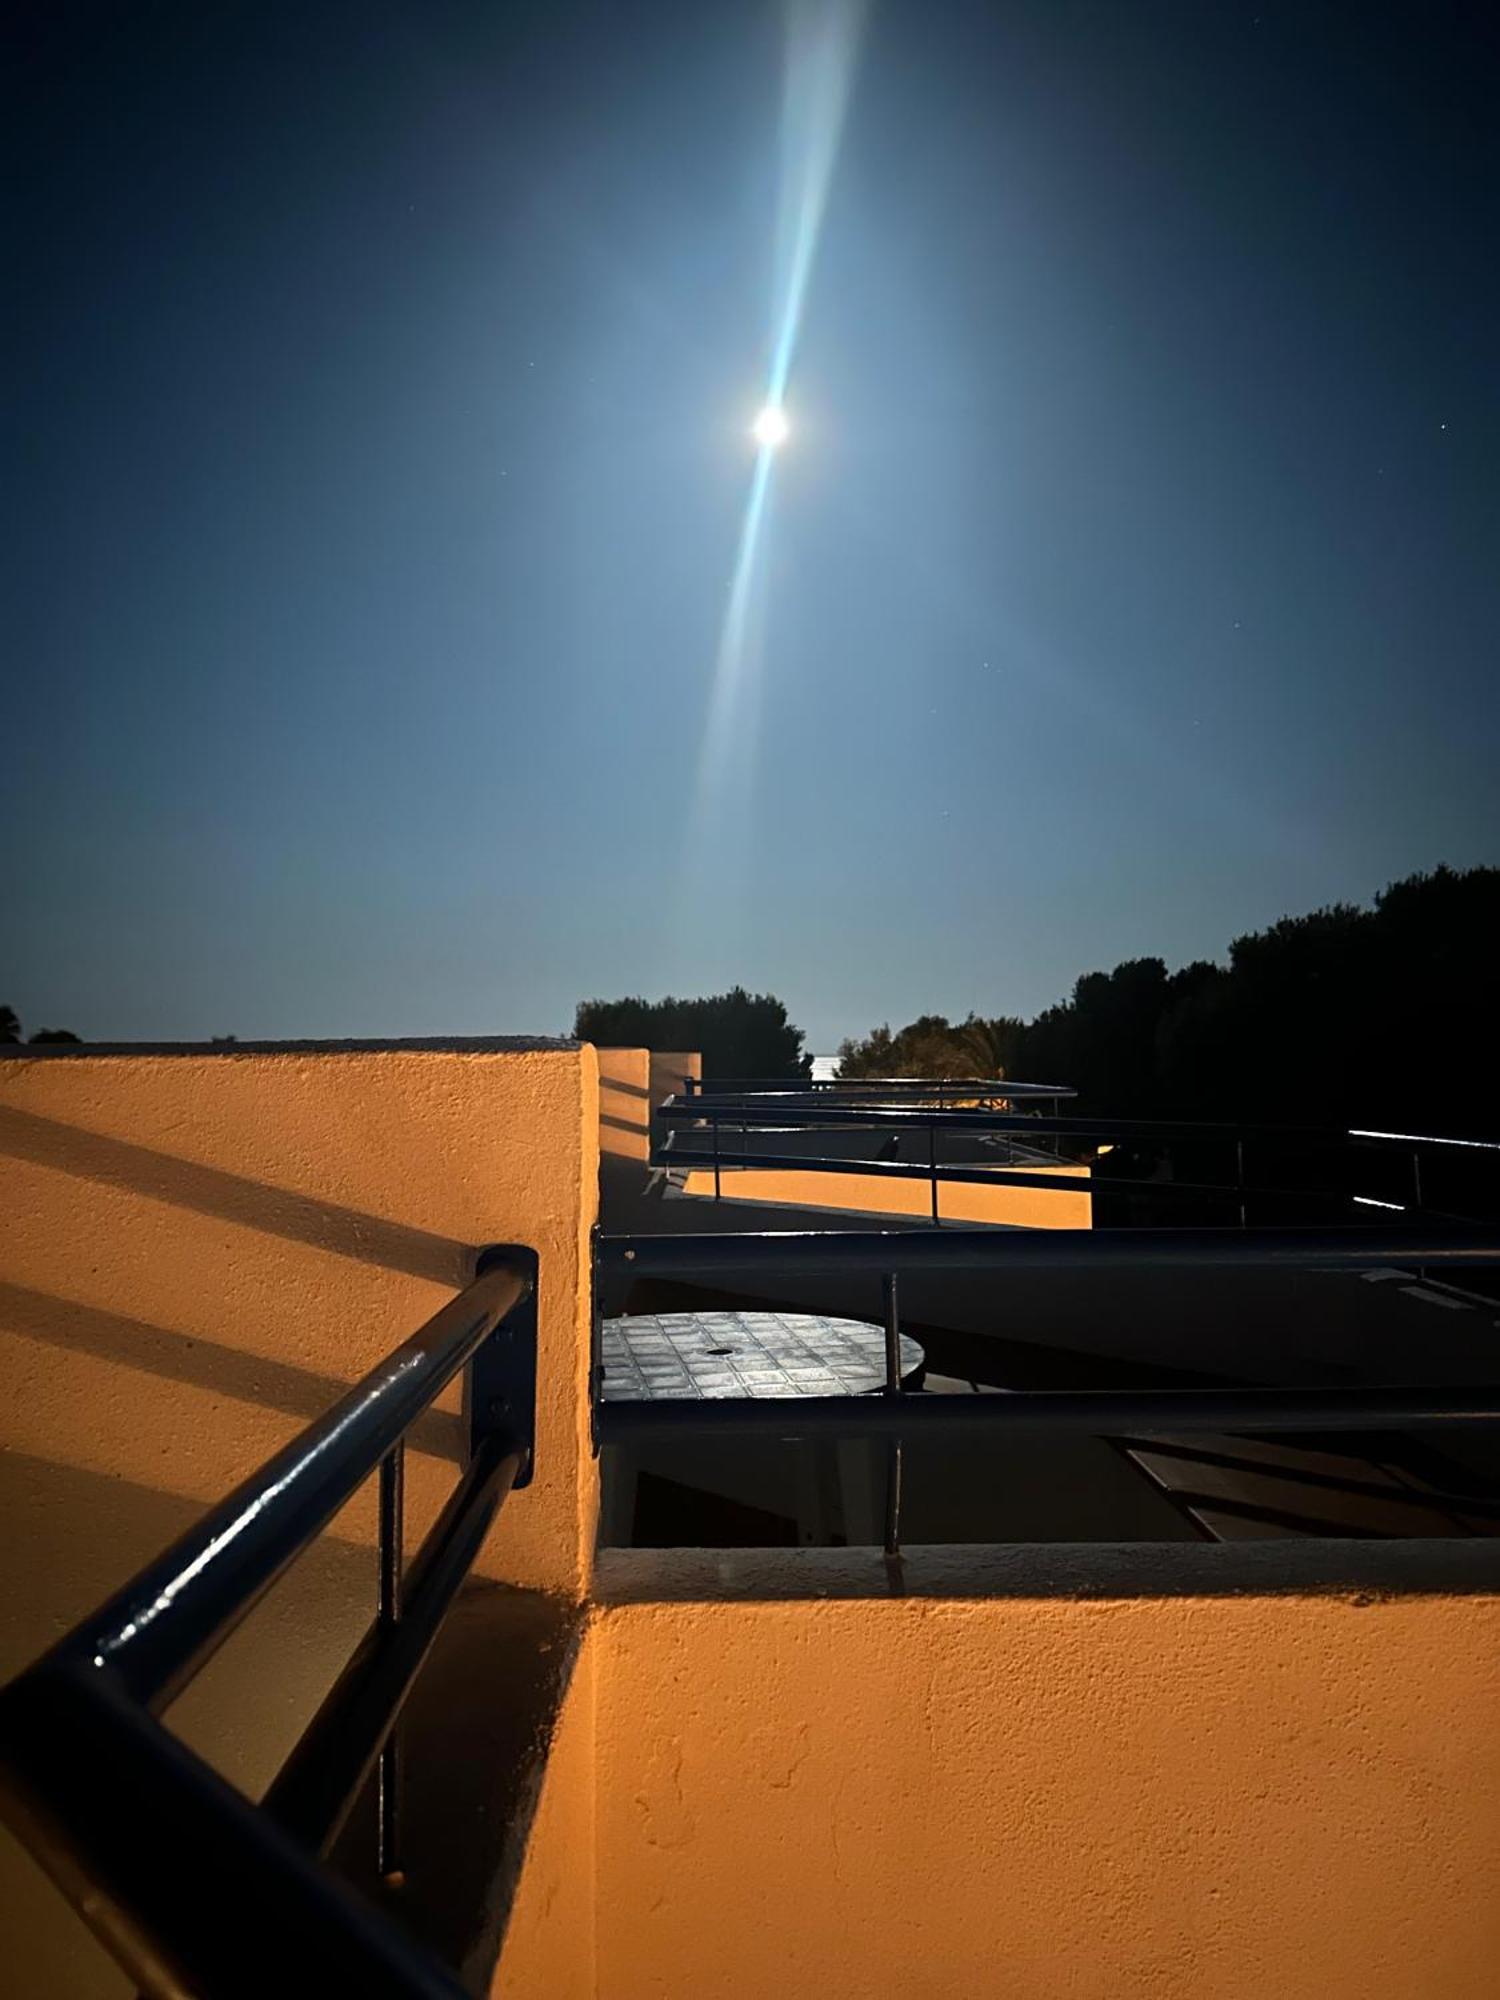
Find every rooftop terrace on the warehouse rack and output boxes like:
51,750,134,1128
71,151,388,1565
1,1041,1497,1996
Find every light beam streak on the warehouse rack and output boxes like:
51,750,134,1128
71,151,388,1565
685,0,867,896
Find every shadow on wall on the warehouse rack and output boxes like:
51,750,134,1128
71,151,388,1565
596,1051,653,1167
0,1046,600,1994
0,1102,469,1286
0,1102,469,1460
0,1450,378,2000
0,1277,462,1463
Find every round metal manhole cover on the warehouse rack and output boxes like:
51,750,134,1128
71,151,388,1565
600,1309,925,1402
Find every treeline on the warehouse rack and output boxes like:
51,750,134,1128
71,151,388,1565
574,987,810,1082
838,866,1500,1134
0,1006,79,1046
836,1014,1025,1083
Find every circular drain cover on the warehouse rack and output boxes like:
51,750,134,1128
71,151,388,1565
600,1309,924,1401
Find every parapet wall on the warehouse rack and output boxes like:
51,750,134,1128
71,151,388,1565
497,1541,1500,1998
0,1039,600,1602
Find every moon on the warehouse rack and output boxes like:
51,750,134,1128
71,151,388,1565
752,404,790,450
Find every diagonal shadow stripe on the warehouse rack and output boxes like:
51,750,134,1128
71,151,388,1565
0,1280,463,1462
600,1112,650,1137
0,1103,468,1286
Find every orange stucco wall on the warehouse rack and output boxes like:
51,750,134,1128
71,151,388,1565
645,1051,700,1109
492,1635,598,2000
683,1161,1091,1228
597,1048,652,1166
0,1041,600,1993
0,1042,598,1598
495,1545,1500,1999
594,1048,702,1173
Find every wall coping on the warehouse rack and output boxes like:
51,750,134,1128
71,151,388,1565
594,1540,1500,1605
0,1037,578,1060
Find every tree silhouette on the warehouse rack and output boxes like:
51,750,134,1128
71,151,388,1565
837,1013,1024,1081
575,987,810,1082
836,866,1500,1133
1,1006,79,1046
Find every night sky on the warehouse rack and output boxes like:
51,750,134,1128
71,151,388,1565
7,1,1497,1048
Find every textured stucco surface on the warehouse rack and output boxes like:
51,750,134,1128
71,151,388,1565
491,1633,598,1999
597,1048,652,1166
645,1052,700,1111
593,1048,702,1174
0,1042,600,1995
0,1043,599,1599
494,1549,1500,1998
0,1452,378,1998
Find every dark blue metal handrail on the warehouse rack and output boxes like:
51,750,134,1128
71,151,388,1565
597,1225,1500,1552
683,1077,1074,1105
601,1223,1500,1279
602,1382,1500,1442
661,1094,1500,1149
688,1080,1072,1096
655,1137,1366,1213
655,1092,1499,1226
0,1247,538,2000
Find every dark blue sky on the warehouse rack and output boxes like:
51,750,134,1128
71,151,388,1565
7,1,1497,1048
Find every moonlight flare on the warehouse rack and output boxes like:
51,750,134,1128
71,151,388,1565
752,404,790,450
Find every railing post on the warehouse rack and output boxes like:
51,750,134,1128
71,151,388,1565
1411,1146,1427,1282
713,1115,722,1202
882,1271,902,1396
468,1245,539,1485
1235,1135,1247,1231
375,1444,404,1887
881,1272,903,1557
929,1121,939,1226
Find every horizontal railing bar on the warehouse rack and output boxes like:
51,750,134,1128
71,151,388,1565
264,1434,522,1854
664,1102,1079,1129
662,1098,1500,1150
655,1140,1348,1209
1349,1126,1500,1152
599,1383,1500,1444
689,1076,1075,1097
600,1225,1500,1278
49,1257,530,1709
0,1663,468,1999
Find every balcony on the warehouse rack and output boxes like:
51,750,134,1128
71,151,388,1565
2,1039,1498,1997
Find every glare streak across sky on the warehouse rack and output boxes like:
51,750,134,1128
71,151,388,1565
12,3,1498,1048
768,0,867,408
685,0,867,899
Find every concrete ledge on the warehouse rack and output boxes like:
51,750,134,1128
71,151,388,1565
0,1037,576,1059
594,1538,1500,1604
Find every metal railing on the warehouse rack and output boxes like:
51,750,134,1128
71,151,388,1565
597,1225,1500,1553
0,1246,538,2000
686,1074,1076,1106
656,1092,1498,1227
